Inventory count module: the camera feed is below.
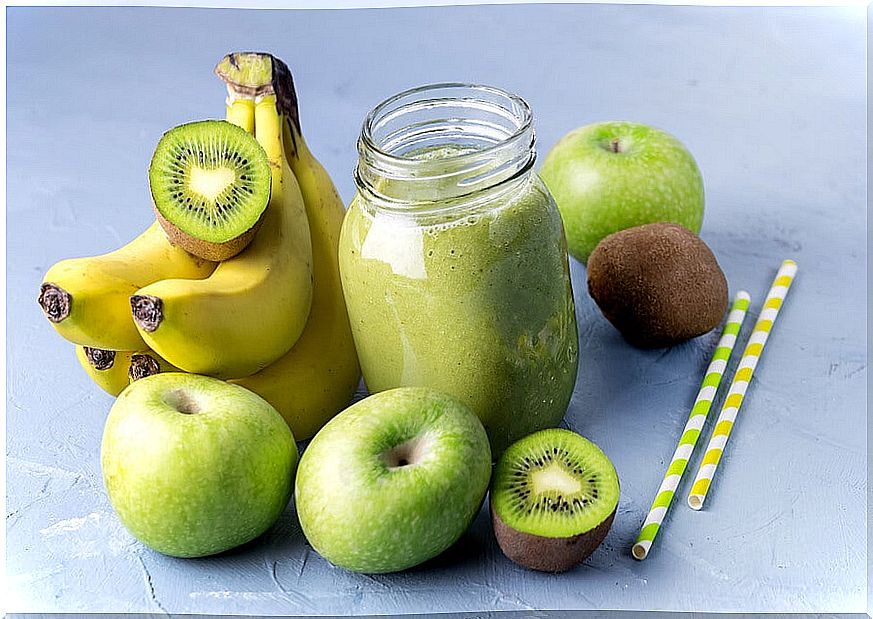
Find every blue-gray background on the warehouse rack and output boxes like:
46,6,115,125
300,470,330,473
6,4,867,616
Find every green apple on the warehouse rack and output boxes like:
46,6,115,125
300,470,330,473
295,387,491,573
540,121,704,263
101,373,297,558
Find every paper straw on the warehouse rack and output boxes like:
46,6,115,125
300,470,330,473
687,259,798,511
631,291,751,561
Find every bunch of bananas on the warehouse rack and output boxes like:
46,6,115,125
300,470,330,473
38,53,361,440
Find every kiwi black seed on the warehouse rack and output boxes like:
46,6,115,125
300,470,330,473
587,222,728,348
148,120,271,261
490,428,619,572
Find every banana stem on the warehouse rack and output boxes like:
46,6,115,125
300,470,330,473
215,52,303,157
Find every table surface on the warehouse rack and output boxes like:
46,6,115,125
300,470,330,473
6,4,868,616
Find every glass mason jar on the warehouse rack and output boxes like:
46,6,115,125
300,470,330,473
339,84,579,456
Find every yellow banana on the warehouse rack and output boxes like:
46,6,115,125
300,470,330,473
220,52,361,439
75,346,131,395
75,345,178,396
39,223,215,350
130,96,314,379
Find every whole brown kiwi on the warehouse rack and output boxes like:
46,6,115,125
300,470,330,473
587,223,728,348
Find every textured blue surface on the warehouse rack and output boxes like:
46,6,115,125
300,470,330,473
6,4,867,615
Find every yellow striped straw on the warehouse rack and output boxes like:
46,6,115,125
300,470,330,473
687,259,798,511
631,291,751,561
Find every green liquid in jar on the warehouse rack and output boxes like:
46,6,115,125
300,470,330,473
340,145,579,456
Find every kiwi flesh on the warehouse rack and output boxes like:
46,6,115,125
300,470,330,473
587,222,728,348
490,428,619,572
149,120,271,261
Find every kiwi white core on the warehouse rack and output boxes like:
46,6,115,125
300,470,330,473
163,388,202,415
189,166,236,202
491,428,621,539
531,463,582,495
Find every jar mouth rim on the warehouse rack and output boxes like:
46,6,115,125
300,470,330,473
360,82,533,164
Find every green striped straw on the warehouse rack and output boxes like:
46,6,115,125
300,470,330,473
631,290,751,560
687,259,797,511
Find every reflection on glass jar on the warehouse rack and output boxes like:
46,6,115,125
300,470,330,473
339,83,579,456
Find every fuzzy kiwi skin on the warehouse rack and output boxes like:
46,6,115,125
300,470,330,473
155,207,265,262
491,503,616,572
587,222,728,348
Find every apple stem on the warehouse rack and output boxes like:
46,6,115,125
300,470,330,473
611,138,621,153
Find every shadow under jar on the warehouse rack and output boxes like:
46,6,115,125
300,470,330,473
339,83,579,456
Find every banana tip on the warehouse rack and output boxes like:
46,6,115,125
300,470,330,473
131,294,164,333
39,282,72,323
129,354,161,382
84,346,116,371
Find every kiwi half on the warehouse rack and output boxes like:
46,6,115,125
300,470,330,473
149,120,271,261
490,428,619,572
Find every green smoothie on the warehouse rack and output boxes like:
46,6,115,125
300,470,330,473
340,146,579,455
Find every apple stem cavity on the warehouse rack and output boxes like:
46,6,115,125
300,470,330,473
163,388,202,415
384,445,414,468
383,435,432,469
